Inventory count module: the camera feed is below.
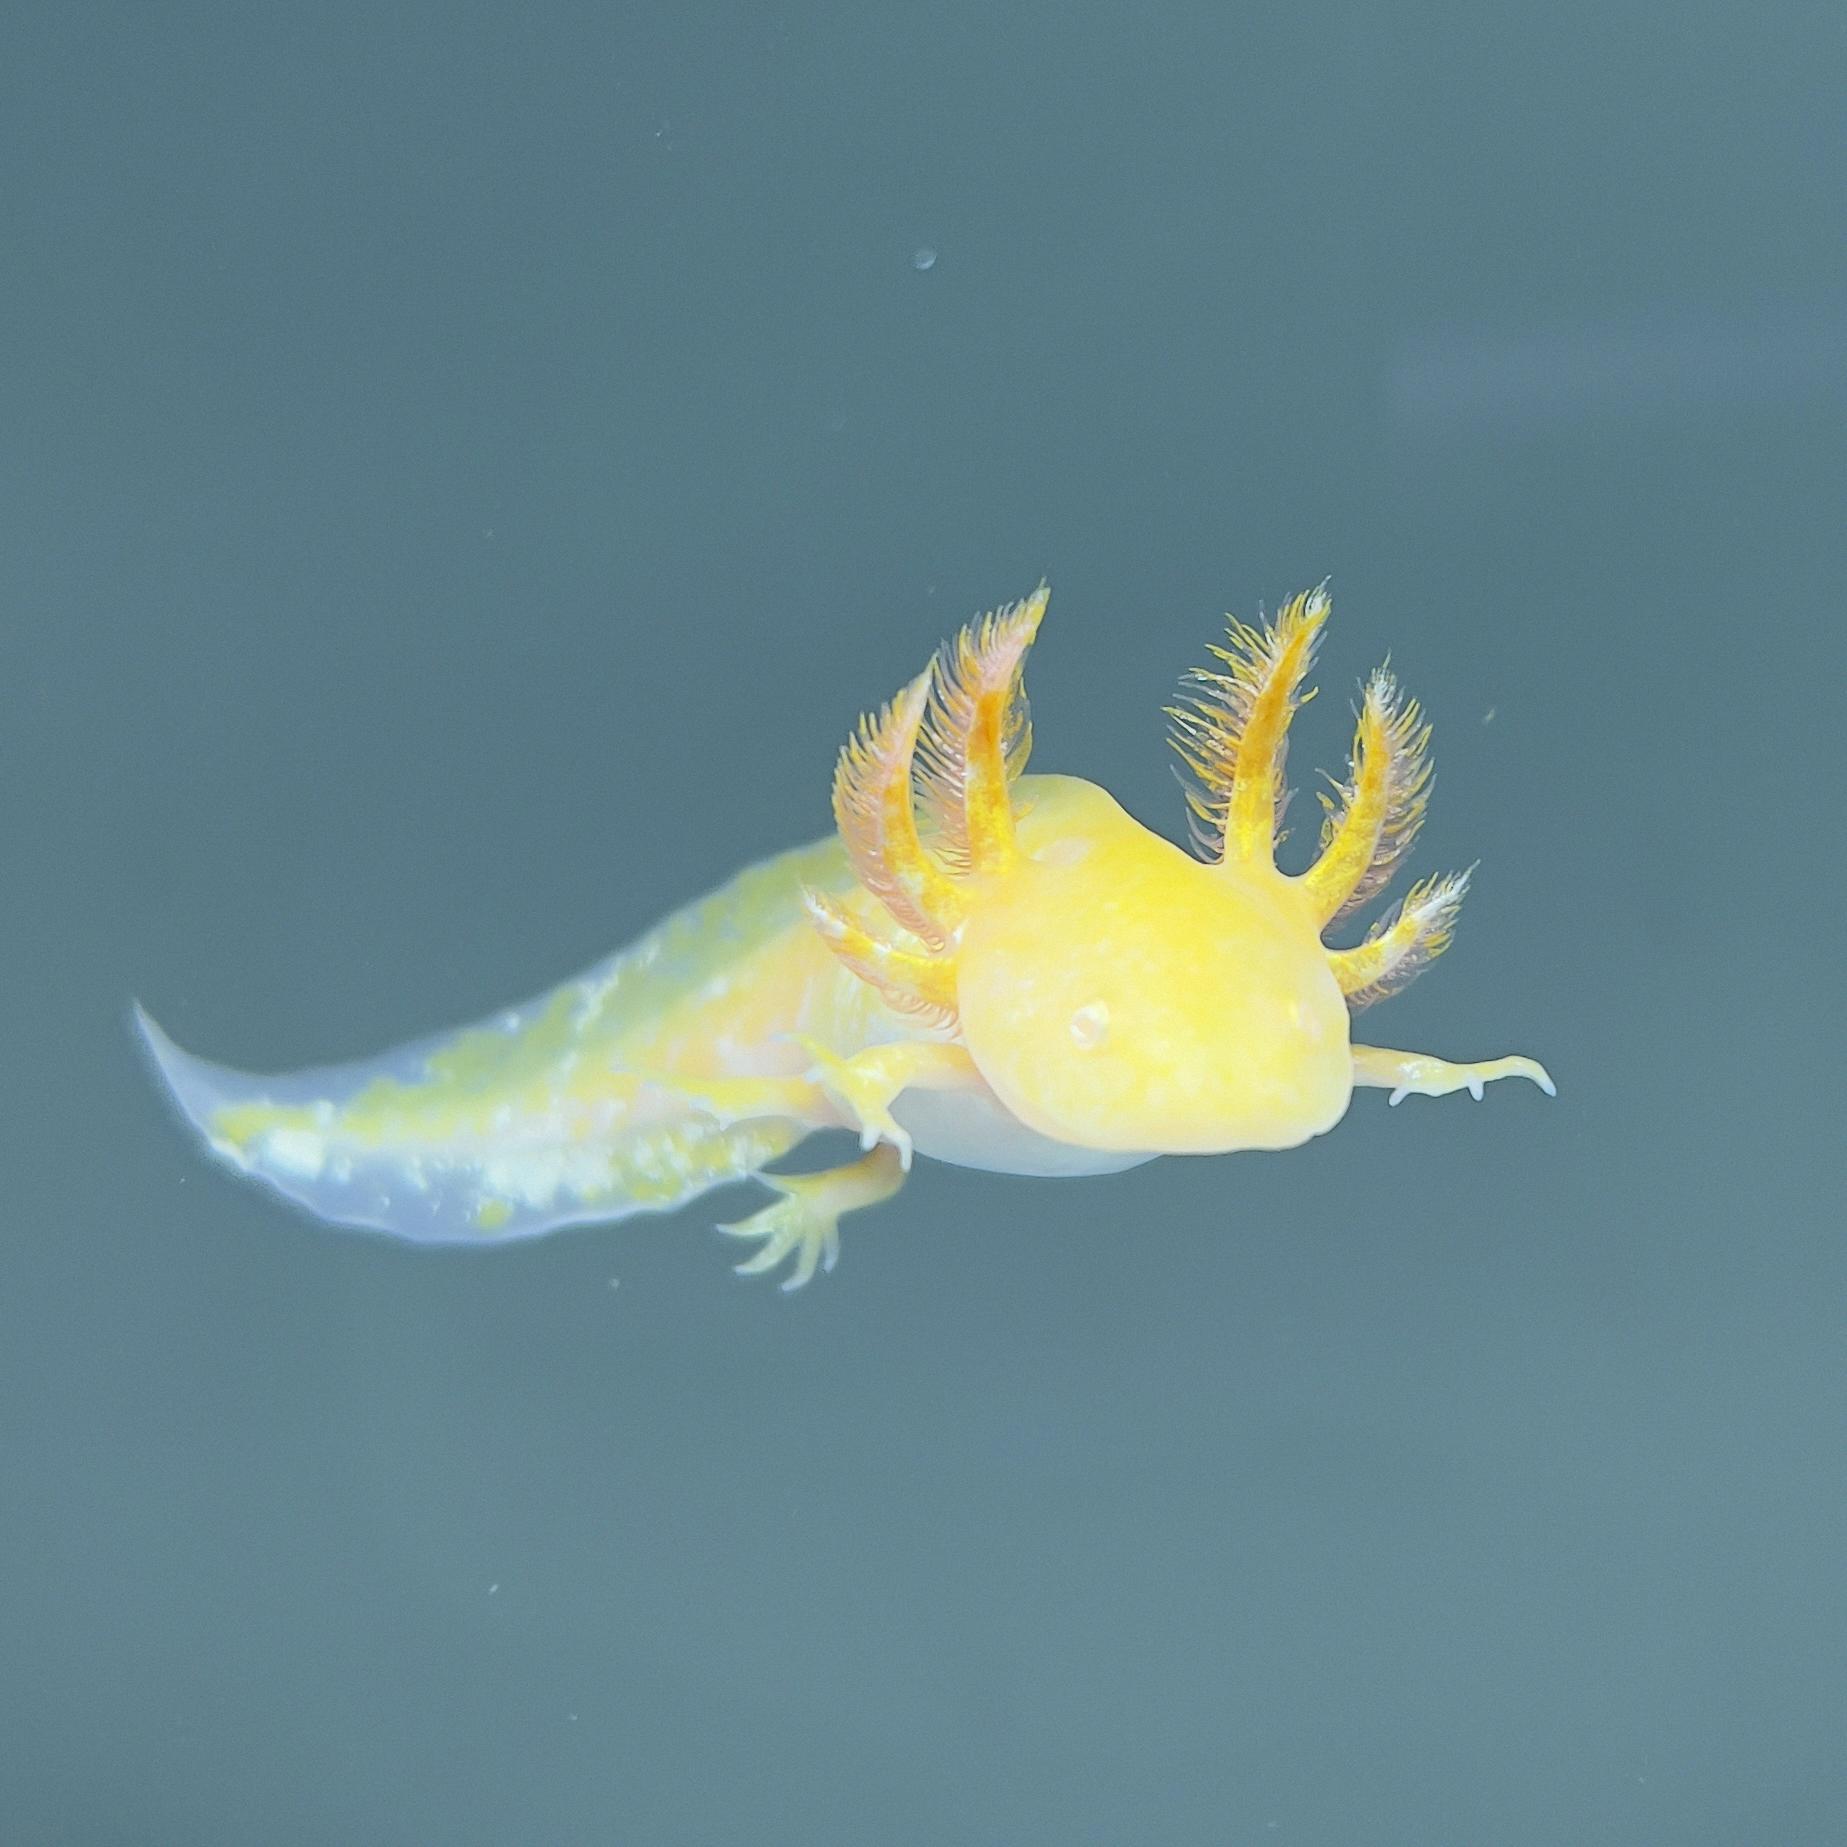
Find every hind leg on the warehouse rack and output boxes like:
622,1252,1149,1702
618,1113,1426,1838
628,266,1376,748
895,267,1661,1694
716,1143,906,1291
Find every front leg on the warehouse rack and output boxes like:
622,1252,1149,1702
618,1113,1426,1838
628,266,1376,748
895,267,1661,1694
795,1037,982,1169
1353,1043,1555,1106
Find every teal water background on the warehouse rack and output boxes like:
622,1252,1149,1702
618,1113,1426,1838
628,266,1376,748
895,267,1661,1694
3,6,1842,1842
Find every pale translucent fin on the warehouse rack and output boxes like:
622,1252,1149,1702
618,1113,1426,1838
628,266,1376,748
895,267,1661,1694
134,1004,800,1244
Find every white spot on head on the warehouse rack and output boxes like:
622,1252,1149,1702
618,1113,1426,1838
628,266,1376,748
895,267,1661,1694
1285,998,1324,1041
1069,1001,1111,1051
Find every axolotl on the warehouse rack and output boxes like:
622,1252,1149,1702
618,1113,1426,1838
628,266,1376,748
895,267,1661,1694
139,585,1553,1289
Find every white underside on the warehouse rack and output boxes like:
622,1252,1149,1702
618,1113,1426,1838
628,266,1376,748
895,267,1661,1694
891,1081,1156,1178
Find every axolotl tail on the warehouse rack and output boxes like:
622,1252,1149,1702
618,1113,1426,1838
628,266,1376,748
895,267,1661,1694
133,999,803,1245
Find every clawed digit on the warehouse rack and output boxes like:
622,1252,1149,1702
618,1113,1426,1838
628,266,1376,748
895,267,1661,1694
716,1181,841,1292
714,1142,906,1290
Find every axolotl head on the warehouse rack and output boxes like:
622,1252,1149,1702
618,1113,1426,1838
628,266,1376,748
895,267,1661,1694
808,584,1479,1162
954,777,1353,1154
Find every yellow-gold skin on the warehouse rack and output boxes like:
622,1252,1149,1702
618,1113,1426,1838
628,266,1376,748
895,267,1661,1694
952,776,1353,1155
139,584,1552,1289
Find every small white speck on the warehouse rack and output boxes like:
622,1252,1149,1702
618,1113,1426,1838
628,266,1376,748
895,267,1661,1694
1482,705,1498,725
912,246,937,271
265,1128,326,1180
608,1277,621,1290
487,1583,499,1596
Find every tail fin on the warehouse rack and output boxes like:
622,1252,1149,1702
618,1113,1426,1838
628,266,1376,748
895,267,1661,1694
133,1002,797,1245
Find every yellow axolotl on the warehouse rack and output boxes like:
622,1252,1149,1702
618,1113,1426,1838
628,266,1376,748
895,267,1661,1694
139,584,1552,1289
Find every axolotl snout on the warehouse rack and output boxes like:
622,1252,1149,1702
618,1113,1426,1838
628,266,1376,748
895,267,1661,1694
140,584,1552,1288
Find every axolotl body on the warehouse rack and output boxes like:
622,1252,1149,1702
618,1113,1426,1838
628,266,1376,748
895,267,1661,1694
140,585,1553,1288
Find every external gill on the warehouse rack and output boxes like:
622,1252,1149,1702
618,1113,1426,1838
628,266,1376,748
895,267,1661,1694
1301,665,1432,929
828,671,965,950
914,584,1045,873
1168,585,1467,1008
1168,584,1327,862
805,585,1048,1021
800,886,958,1024
1331,866,1472,1008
